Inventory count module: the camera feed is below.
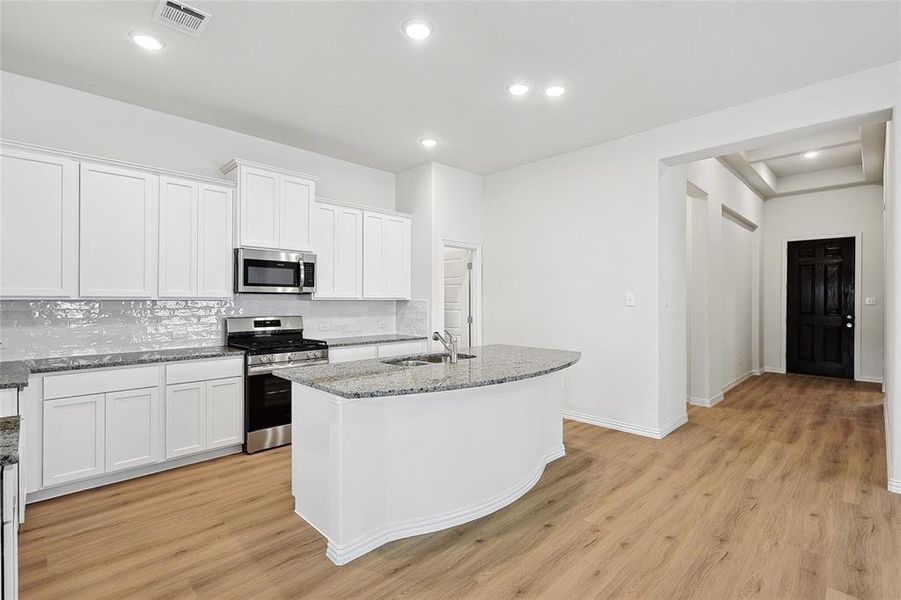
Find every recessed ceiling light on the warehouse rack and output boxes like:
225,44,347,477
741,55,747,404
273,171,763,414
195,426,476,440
420,138,438,148
507,82,531,96
544,85,566,97
130,31,165,52
403,18,433,41
804,150,819,159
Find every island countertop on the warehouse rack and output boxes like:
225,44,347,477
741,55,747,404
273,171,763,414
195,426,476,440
276,344,580,400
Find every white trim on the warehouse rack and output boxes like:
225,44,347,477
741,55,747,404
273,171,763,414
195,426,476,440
316,196,412,219
320,445,566,565
856,375,884,384
780,232,862,380
562,410,688,439
764,366,786,374
437,239,484,348
27,444,242,503
722,370,753,393
1,139,235,187
220,157,320,181
688,393,723,408
889,479,901,495
754,368,765,376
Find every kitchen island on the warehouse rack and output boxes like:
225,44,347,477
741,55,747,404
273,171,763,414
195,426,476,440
276,344,580,565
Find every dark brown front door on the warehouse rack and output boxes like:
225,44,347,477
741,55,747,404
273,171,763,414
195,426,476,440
786,237,855,379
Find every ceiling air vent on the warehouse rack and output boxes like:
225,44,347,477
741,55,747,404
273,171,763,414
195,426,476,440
152,0,212,38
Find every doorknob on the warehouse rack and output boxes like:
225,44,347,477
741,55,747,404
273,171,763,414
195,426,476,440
846,315,853,320
846,323,853,328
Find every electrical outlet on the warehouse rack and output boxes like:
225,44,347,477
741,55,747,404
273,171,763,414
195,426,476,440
865,297,878,306
625,293,636,307
319,323,330,331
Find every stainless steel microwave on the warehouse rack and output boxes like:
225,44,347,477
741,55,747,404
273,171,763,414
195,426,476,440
235,248,316,294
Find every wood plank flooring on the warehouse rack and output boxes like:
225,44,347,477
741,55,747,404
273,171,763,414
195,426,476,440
19,373,901,599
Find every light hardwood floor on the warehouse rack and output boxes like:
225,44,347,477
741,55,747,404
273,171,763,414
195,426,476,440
19,373,901,599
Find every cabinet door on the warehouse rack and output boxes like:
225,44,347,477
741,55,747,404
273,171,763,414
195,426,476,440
335,206,363,298
158,177,197,297
362,213,385,298
383,215,411,299
279,174,314,250
206,377,243,449
328,345,379,363
312,203,337,297
198,184,234,297
165,382,206,458
43,394,105,486
80,162,159,297
0,147,78,298
105,388,162,472
239,166,279,248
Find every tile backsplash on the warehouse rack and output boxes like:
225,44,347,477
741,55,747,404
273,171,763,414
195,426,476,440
0,296,428,361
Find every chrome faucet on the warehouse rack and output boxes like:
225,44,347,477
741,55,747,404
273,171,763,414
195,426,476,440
433,330,459,364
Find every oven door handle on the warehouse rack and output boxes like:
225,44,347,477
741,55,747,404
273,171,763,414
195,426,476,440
247,359,328,376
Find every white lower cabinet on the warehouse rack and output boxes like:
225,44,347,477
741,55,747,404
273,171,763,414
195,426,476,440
328,345,379,364
2,464,19,600
376,341,428,358
165,376,242,458
105,388,162,473
165,382,206,458
206,378,243,449
43,394,105,487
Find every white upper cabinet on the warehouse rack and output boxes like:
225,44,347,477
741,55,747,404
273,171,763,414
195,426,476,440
223,159,317,251
0,147,79,298
363,211,411,300
80,162,159,298
159,178,233,298
158,177,198,297
197,183,234,297
313,202,363,299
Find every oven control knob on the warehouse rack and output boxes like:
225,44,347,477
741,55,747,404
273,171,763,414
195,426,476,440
262,355,272,363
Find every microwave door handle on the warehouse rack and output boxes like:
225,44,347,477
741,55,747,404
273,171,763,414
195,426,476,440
299,260,305,289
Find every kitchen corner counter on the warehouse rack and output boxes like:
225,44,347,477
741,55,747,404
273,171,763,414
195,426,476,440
0,416,20,466
324,334,428,348
0,361,31,390
0,345,245,387
277,344,580,400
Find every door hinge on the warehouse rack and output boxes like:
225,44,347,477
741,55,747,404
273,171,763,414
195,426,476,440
466,262,473,270
467,316,474,324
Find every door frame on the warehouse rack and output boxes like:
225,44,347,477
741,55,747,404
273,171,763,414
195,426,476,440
780,232,862,380
437,239,483,348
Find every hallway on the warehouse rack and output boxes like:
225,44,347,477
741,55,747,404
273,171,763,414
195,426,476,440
18,374,899,599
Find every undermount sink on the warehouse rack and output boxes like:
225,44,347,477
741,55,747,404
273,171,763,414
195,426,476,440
382,353,475,367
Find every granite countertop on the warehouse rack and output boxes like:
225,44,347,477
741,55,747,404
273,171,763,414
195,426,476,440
0,361,31,390
0,346,245,389
0,417,20,466
276,344,580,400
325,334,428,348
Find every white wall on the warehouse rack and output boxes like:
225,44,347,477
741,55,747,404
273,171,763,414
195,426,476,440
0,71,396,209
396,162,483,349
762,185,885,382
884,117,899,491
720,214,754,387
482,62,897,440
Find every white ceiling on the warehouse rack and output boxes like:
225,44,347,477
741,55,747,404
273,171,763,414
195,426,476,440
719,121,887,198
1,1,898,175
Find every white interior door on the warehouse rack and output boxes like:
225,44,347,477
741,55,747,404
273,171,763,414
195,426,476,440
443,247,472,347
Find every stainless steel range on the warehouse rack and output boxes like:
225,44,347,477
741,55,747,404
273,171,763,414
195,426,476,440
226,316,328,453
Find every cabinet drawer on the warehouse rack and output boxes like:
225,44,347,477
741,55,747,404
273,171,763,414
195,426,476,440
43,366,160,400
328,345,379,364
377,341,427,358
165,357,244,385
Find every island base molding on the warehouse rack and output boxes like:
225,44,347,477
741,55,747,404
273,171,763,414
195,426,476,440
320,444,565,565
291,371,568,565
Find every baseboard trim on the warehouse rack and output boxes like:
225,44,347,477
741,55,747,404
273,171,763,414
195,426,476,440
889,479,901,495
563,410,687,440
722,371,753,394
321,445,566,565
28,444,243,503
855,375,884,384
688,393,723,408
763,367,786,374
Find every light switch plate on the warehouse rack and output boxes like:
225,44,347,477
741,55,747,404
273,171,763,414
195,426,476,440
865,296,877,306
625,293,636,307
